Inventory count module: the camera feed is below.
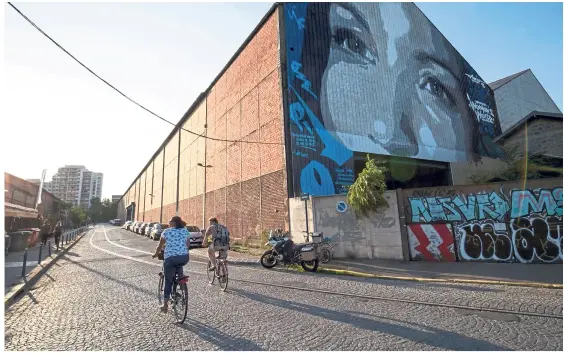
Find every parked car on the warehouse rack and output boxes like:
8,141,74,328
136,222,145,234
126,221,137,231
186,225,204,247
113,219,123,226
132,222,142,233
139,223,149,235
123,221,133,230
150,223,169,240
144,222,157,237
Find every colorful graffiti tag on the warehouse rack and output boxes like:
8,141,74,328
407,185,563,263
283,3,504,198
408,224,456,262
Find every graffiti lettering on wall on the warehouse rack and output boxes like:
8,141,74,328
283,2,504,198
408,224,456,262
454,220,513,262
411,187,456,198
409,188,562,223
510,189,562,218
409,191,510,223
408,186,563,263
510,215,562,263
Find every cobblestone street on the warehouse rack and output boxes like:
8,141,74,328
4,225,563,351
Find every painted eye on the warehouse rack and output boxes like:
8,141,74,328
333,28,376,63
422,77,453,105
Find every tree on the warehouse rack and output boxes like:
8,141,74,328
69,206,87,226
87,197,118,222
88,197,103,223
347,154,389,217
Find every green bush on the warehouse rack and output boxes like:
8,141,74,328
347,154,389,217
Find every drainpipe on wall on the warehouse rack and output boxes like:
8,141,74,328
160,145,166,223
176,127,182,216
395,188,410,261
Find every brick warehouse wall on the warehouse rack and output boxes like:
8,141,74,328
121,6,288,238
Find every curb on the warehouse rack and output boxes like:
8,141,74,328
4,229,91,309
316,267,563,289
190,249,561,289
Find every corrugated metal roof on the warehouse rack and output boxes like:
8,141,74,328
488,69,530,91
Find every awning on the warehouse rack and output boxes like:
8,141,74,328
5,202,39,218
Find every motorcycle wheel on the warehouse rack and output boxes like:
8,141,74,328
260,250,278,269
301,259,319,272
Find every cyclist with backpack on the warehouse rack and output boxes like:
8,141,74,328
204,217,229,271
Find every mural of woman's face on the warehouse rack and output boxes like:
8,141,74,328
319,3,473,162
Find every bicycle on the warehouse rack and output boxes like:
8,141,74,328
207,252,228,291
302,231,333,263
155,253,189,324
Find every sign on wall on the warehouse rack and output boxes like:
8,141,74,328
283,3,504,198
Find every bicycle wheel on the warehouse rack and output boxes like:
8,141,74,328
218,262,228,291
173,282,188,324
319,248,331,263
207,260,215,284
157,273,164,305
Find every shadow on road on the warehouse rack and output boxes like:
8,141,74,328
180,318,263,351
264,267,504,293
61,255,155,298
229,288,511,351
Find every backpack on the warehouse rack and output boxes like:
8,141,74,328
213,224,230,247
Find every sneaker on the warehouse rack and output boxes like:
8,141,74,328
208,266,215,271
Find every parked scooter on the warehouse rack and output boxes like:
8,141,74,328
260,230,319,272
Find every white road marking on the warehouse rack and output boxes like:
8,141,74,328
101,226,208,265
94,227,273,275
102,226,152,255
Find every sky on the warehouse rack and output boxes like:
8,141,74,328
3,1,562,201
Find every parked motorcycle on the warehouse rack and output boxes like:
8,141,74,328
260,232,319,272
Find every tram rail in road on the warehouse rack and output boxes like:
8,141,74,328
93,226,563,320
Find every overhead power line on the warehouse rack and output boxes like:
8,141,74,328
7,2,284,146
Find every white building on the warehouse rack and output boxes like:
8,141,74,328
45,166,103,208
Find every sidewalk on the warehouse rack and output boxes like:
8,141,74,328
4,241,61,294
193,248,562,287
326,259,563,286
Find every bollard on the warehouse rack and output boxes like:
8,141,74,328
22,249,28,277
48,241,52,257
38,244,43,265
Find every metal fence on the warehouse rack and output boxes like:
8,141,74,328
17,227,88,278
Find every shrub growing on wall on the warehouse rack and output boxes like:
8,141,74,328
347,154,389,217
